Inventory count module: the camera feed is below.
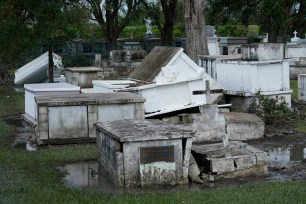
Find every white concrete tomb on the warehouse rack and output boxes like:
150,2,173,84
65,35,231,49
94,119,193,187
24,83,80,121
30,93,145,145
65,67,103,88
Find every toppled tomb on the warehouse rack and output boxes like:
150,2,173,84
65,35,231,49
93,46,224,117
191,141,268,181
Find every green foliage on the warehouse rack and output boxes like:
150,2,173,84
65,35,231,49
259,0,293,42
120,24,183,39
248,92,299,124
32,0,89,47
0,0,35,64
207,0,260,26
120,25,160,39
216,25,259,37
78,23,105,40
295,121,306,133
173,24,184,38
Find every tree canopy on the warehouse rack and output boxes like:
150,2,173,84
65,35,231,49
207,0,306,42
0,0,34,64
0,0,88,81
81,0,142,50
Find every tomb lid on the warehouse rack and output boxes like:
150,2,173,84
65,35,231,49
35,92,145,106
92,80,137,89
129,46,182,82
223,112,264,124
94,119,193,142
65,67,102,72
24,83,80,92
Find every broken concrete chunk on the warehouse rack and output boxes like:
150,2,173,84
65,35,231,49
188,154,204,184
192,142,268,178
224,112,264,141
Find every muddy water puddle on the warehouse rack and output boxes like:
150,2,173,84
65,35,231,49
268,145,306,167
267,145,306,181
3,109,305,192
59,144,306,192
2,115,33,148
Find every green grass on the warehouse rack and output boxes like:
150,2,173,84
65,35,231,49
291,79,298,101
295,121,306,133
0,86,24,117
1,85,306,203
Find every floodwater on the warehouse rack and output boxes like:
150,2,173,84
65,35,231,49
267,145,306,181
3,114,305,192
59,144,306,192
2,114,33,148
3,112,306,191
268,145,306,168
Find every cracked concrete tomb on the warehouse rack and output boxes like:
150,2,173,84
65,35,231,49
191,141,268,179
94,119,193,187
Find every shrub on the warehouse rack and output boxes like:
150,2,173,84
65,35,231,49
248,92,299,124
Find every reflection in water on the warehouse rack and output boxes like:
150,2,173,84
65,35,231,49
58,161,99,189
59,161,189,193
60,145,306,192
268,145,306,167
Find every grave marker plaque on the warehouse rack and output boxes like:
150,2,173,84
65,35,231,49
140,146,174,164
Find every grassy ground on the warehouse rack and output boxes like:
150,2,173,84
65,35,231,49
291,79,298,101
1,86,306,203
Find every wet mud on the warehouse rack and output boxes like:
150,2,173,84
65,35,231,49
248,123,306,182
3,113,306,192
59,123,306,192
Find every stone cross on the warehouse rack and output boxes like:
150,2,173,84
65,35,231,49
293,30,298,38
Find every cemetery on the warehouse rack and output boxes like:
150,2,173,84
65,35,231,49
5,31,306,189
11,43,277,187
8,36,306,187
1,1,306,202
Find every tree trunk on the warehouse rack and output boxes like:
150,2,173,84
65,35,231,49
48,45,54,83
268,30,278,43
162,22,174,45
161,0,178,46
184,0,209,62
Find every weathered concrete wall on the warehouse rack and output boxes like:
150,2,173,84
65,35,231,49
65,67,103,88
241,43,284,61
48,106,88,139
298,74,306,101
216,60,290,95
192,105,226,142
228,92,292,111
96,131,124,186
224,112,264,141
95,119,193,187
285,45,306,59
123,140,183,186
34,93,145,144
290,65,306,79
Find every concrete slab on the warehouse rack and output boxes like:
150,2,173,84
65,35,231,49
191,142,268,178
224,112,265,140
